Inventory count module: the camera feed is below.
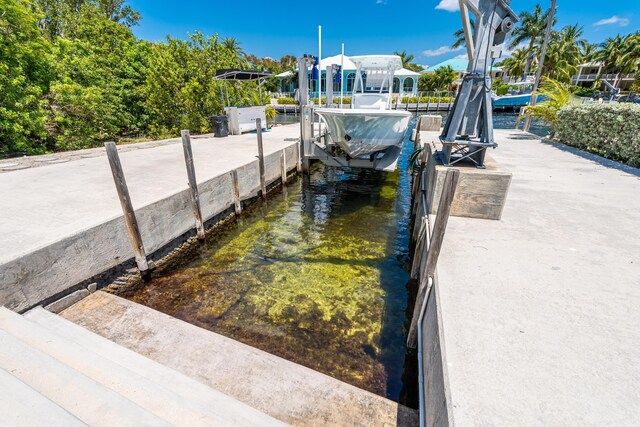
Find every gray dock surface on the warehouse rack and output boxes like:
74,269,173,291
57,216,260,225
0,125,300,311
431,129,640,425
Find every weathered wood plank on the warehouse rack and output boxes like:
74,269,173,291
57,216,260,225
181,130,205,240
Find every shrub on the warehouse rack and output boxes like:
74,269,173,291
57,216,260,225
556,103,640,167
400,96,453,104
277,97,297,105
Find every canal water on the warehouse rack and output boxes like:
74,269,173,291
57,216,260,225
125,117,419,405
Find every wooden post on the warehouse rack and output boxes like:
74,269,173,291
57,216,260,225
181,130,205,240
407,169,459,348
256,118,267,200
104,142,150,275
295,142,302,173
231,169,242,216
280,149,287,186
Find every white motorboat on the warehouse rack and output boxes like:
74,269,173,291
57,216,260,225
315,55,412,158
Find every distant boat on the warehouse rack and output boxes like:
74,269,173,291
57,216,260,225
315,55,412,158
492,81,536,109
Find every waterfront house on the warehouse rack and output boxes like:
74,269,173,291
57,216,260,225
572,62,638,90
275,54,421,98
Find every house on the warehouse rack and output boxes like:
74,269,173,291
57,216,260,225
572,62,637,91
275,54,421,98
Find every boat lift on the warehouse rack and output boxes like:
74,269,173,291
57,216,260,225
440,0,518,168
297,55,404,173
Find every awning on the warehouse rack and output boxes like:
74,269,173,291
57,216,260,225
213,69,274,81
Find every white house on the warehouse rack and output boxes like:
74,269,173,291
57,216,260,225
275,54,421,97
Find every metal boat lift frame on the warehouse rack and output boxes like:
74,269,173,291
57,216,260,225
297,55,402,173
439,0,518,168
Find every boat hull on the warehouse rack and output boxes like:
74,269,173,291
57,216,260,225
315,109,412,157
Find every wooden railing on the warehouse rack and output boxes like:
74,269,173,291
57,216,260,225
407,143,459,348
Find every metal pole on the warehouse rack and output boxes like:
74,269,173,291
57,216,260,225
181,130,205,240
104,142,150,275
340,43,344,109
318,26,322,106
522,0,556,132
256,118,267,200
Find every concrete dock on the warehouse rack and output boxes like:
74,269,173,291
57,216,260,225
0,125,301,311
419,129,640,425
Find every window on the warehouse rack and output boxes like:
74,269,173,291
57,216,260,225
403,78,414,93
393,78,400,94
346,73,355,92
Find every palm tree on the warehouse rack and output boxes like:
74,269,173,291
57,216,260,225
519,78,574,135
618,33,640,83
580,42,599,63
222,37,246,65
394,50,423,72
509,4,554,80
595,35,627,88
452,19,475,49
499,48,530,82
539,25,583,83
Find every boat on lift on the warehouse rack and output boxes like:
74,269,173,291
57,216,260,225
315,55,412,158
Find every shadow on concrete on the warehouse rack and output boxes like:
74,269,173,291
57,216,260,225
540,139,640,178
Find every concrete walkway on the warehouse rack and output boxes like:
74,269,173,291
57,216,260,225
432,130,640,425
0,125,300,311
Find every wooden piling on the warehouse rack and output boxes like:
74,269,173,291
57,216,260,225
280,149,287,186
407,168,459,348
231,169,242,216
256,118,267,200
295,142,302,173
104,141,150,275
180,130,205,240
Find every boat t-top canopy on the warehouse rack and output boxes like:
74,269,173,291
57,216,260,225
212,69,273,80
349,55,403,72
212,69,274,106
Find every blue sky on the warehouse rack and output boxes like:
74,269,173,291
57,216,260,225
128,0,639,66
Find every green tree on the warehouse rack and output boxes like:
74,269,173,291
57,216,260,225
595,35,627,88
394,50,423,72
45,5,150,149
419,66,457,92
509,4,554,80
452,19,474,50
498,48,530,82
541,25,584,83
222,37,246,66
520,78,574,134
0,0,53,154
145,32,239,137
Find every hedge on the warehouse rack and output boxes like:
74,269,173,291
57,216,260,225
276,97,351,105
400,96,453,104
556,103,640,167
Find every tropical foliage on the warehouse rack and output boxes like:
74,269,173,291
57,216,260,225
0,0,278,156
519,78,575,131
492,4,640,88
393,50,424,72
556,103,640,167
419,66,457,92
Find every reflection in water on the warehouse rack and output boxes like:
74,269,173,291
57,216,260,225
127,117,418,405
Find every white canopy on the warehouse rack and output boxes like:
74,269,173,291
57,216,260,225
350,55,403,71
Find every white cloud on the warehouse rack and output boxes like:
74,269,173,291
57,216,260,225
593,16,630,27
435,0,459,12
454,53,468,59
422,45,464,57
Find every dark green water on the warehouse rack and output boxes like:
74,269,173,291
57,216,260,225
127,118,418,404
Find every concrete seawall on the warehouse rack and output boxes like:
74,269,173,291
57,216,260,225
0,125,300,312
